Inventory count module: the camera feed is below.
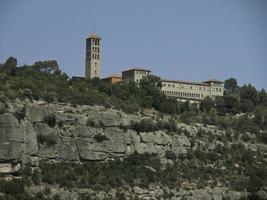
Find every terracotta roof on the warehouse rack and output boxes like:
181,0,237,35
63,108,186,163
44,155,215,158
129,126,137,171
102,74,122,79
122,67,151,73
202,79,223,83
161,78,209,86
87,33,101,39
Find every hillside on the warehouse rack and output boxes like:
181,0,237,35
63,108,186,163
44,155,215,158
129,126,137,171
0,58,267,200
0,99,266,200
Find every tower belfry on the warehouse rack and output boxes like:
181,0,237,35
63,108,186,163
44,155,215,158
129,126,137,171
85,33,101,79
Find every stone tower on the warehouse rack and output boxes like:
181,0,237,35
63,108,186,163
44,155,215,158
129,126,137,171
85,33,101,79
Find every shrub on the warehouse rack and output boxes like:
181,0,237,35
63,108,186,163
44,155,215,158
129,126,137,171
37,134,57,146
94,134,108,142
259,131,267,144
13,107,26,122
131,119,177,133
115,191,126,200
86,119,96,127
0,179,25,194
44,114,56,128
165,150,177,160
131,119,158,133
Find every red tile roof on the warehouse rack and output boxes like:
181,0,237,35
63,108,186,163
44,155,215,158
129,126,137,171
102,74,122,79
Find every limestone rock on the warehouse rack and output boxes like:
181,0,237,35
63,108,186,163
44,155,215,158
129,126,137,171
0,163,21,174
0,113,38,162
58,137,79,161
87,110,123,127
171,135,191,155
26,105,55,122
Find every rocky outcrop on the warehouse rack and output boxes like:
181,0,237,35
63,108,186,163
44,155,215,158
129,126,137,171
0,100,197,165
0,113,38,164
26,185,248,200
0,99,266,199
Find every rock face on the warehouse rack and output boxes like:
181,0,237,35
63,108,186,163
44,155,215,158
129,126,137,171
0,113,38,164
0,101,196,171
0,100,266,199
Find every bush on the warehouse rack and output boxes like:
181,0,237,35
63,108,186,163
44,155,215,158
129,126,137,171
131,119,158,133
165,151,177,160
44,114,56,128
94,134,108,142
0,179,25,194
13,107,26,122
131,119,177,133
38,153,176,189
86,119,96,127
115,191,126,200
37,134,57,146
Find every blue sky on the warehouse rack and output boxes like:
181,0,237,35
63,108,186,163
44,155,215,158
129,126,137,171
0,0,267,89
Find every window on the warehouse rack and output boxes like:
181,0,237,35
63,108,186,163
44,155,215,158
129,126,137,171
168,84,170,87
190,86,192,89
199,87,201,90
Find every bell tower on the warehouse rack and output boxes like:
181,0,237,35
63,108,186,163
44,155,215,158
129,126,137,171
85,33,101,79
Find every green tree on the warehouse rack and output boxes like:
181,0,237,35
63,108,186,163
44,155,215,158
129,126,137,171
224,78,238,94
33,60,59,74
3,56,17,76
254,106,267,130
259,89,267,106
216,94,240,114
200,96,214,112
159,97,178,114
240,99,254,112
239,84,259,106
139,75,162,97
139,75,163,110
215,96,226,115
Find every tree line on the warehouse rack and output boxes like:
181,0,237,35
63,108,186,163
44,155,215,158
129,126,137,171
0,57,267,132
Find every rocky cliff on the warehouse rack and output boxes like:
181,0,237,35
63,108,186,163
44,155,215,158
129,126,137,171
0,99,266,200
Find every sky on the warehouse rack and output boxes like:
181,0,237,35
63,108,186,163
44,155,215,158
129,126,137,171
0,0,267,89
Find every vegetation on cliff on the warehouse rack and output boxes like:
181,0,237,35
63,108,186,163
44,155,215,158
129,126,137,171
1,57,267,199
0,57,267,122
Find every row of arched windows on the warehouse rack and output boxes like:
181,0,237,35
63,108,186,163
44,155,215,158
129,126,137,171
162,90,205,99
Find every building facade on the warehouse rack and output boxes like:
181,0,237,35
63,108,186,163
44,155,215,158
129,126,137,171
122,68,151,83
161,79,223,100
120,68,223,101
84,34,224,101
85,33,101,79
